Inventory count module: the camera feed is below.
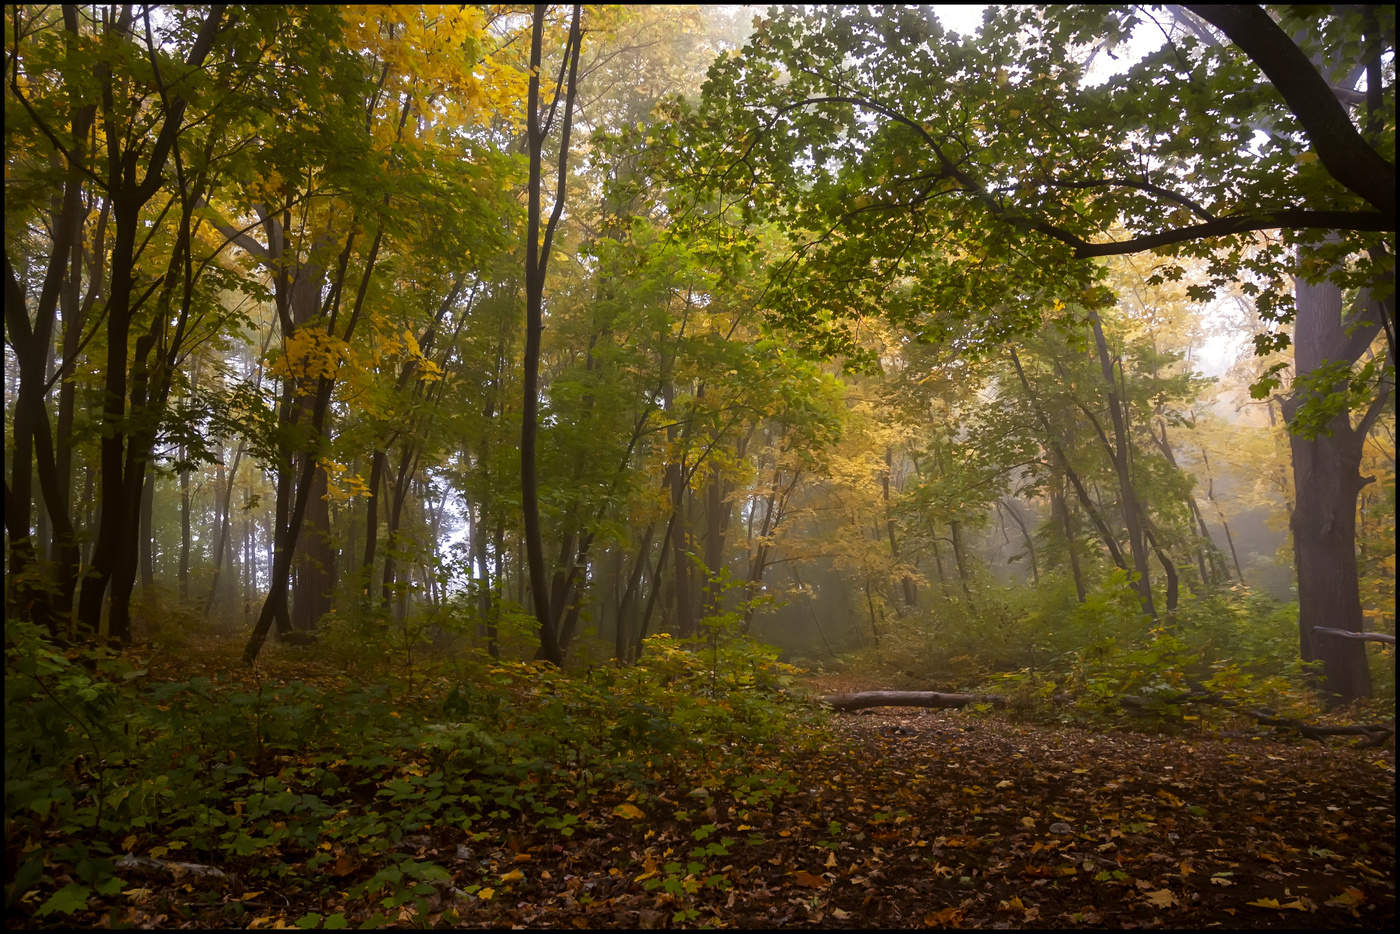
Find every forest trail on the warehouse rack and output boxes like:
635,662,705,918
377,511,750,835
373,702,1396,928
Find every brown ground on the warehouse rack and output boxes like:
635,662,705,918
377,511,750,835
19,646,1396,929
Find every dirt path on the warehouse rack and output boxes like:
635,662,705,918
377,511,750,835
442,704,1394,928
735,705,1396,928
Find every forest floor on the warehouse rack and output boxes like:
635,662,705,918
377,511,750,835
7,644,1395,929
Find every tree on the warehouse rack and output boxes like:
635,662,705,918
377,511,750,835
683,3,1393,698
522,4,583,664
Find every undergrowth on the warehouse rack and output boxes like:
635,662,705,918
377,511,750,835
838,572,1395,732
4,621,820,927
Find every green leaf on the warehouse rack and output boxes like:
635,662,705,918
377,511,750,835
35,883,91,917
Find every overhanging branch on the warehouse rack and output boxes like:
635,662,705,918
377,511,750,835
1184,4,1396,220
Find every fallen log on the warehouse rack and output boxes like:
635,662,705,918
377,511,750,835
819,690,1007,712
115,854,228,880
1120,691,1394,747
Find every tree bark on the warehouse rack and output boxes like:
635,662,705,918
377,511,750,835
1282,278,1383,700
521,4,583,664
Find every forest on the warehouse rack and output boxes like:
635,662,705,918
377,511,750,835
3,4,1395,929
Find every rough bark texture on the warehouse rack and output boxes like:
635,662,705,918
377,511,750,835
1281,277,1382,701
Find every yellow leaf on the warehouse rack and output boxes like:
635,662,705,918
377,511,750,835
1248,896,1310,912
1144,889,1177,908
994,779,1014,789
612,803,645,820
478,887,495,900
1325,887,1365,909
241,891,264,900
825,851,837,868
499,869,524,884
923,906,963,925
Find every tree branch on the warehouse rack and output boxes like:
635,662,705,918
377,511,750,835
1068,210,1391,258
1184,4,1395,219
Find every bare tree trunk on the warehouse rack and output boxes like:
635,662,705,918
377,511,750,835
949,520,973,599
179,454,192,603
1052,485,1086,603
1200,447,1246,582
1282,277,1383,701
521,4,583,664
140,472,156,601
1088,310,1155,617
883,447,917,607
1009,348,1129,570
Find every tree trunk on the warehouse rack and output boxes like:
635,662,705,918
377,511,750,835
1088,310,1155,617
1052,484,1087,603
1200,447,1246,582
1001,499,1040,585
179,455,191,604
204,444,244,619
1282,280,1381,700
883,447,918,607
521,4,583,665
1009,348,1129,571
1295,276,1386,697
139,472,155,599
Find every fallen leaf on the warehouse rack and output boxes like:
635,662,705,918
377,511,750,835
1324,887,1366,909
499,869,524,884
612,803,645,820
923,906,964,925
1143,889,1176,908
793,870,828,889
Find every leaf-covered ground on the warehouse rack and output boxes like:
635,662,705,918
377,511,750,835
8,645,1394,929
358,712,1395,929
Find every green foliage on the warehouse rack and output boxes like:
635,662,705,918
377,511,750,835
980,582,1329,730
4,619,823,922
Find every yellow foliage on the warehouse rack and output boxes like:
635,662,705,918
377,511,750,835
269,327,349,389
